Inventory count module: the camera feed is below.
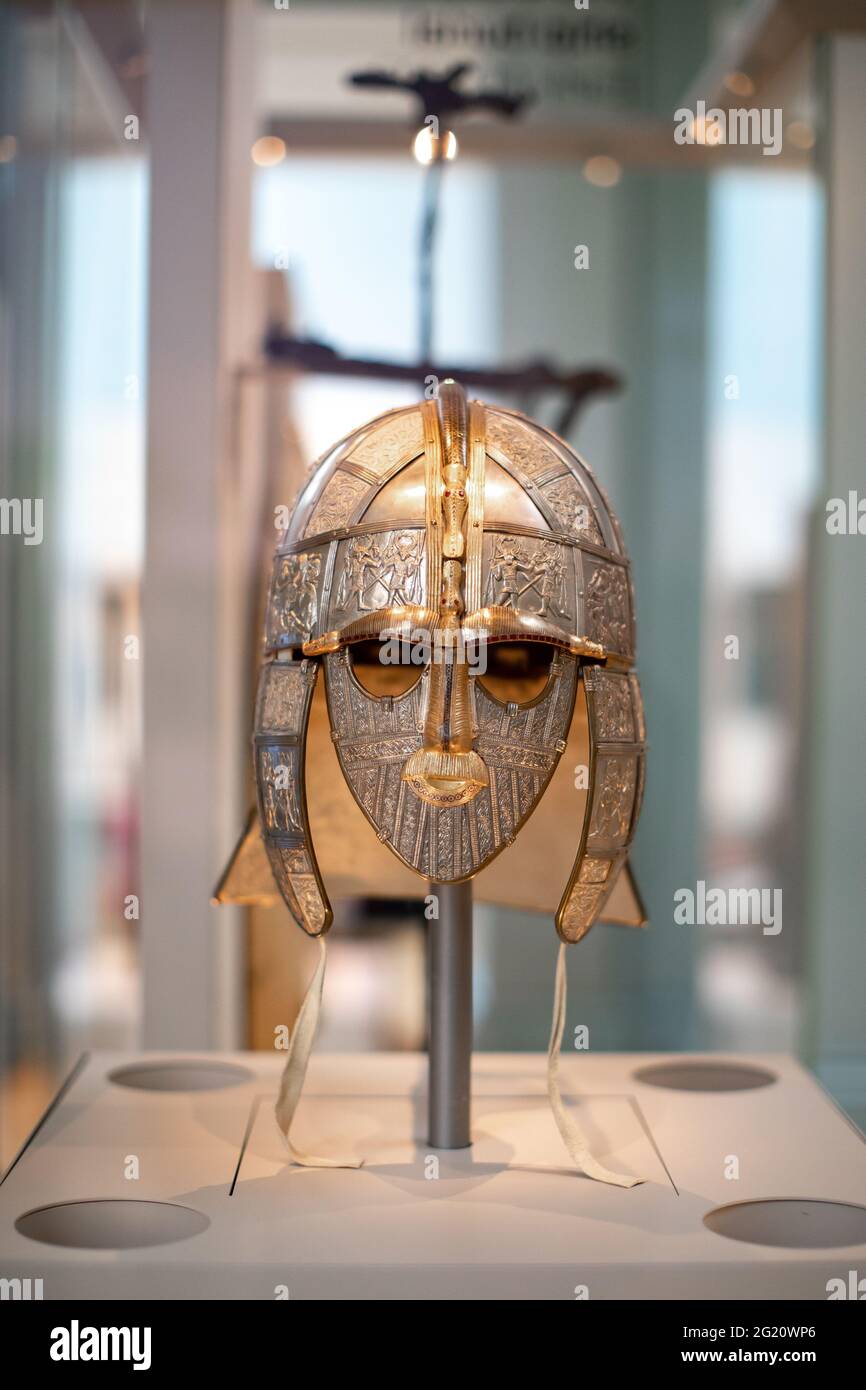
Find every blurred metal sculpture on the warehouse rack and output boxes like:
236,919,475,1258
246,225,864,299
348,62,531,125
360,62,527,362
261,63,620,433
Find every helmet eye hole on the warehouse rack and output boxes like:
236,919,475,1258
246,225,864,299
348,639,427,697
475,642,556,705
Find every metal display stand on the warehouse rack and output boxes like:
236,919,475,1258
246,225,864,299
427,880,473,1149
3,1050,866,1300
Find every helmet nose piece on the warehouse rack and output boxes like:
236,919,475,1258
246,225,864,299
403,635,487,806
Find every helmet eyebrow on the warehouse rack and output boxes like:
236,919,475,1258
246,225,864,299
304,601,615,665
303,604,438,656
463,605,608,662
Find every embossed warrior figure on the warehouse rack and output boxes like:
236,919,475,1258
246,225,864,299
336,536,376,613
272,552,320,640
293,553,321,636
271,555,296,638
486,536,523,608
381,529,422,607
528,541,567,618
260,751,302,835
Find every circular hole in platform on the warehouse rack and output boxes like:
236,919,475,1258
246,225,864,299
108,1060,253,1092
704,1198,866,1249
633,1060,777,1092
15,1199,210,1250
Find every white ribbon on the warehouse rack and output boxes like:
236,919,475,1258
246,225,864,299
276,935,640,1184
547,942,643,1188
274,937,362,1169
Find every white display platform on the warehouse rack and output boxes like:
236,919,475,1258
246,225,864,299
1,1051,865,1300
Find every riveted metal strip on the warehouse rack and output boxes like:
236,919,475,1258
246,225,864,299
422,398,443,611
465,400,487,615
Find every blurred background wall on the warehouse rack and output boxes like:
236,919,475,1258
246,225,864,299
2,0,865,1166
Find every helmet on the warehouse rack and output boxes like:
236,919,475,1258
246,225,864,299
217,380,647,1186
224,381,646,945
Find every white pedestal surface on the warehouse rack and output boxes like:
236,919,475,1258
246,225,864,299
1,1051,865,1300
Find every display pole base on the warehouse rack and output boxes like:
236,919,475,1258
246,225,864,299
427,879,473,1149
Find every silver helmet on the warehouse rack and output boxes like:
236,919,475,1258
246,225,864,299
220,380,646,944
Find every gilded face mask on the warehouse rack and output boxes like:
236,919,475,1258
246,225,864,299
218,381,647,1184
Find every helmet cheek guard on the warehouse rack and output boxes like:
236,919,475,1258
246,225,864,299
253,657,331,937
558,665,646,942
